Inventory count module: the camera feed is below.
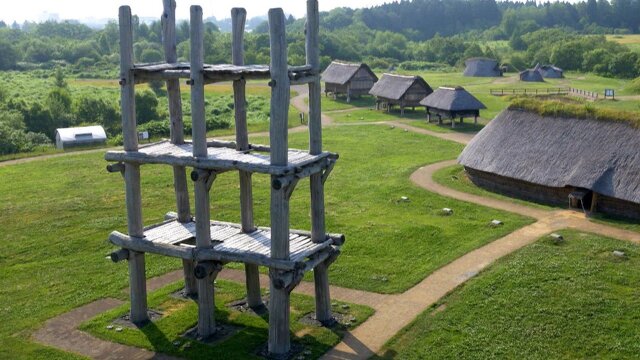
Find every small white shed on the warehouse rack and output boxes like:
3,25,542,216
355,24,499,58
55,126,107,150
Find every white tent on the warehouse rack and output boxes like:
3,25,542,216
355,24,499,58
55,126,107,149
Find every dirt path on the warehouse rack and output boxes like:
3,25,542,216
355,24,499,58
30,89,640,360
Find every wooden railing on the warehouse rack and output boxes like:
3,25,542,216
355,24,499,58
489,87,569,96
569,87,599,100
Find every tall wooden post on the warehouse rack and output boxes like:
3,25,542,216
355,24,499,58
268,9,292,356
119,6,148,325
306,0,332,325
190,6,216,338
162,0,196,297
232,7,263,310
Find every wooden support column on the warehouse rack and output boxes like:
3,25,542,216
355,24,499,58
162,0,196,297
306,0,332,326
268,9,292,356
232,7,262,310
119,6,148,325
190,6,216,339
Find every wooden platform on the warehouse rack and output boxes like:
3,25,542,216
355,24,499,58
109,219,343,271
131,62,317,84
105,140,337,176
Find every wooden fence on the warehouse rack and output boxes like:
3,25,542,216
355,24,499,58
489,87,569,96
569,87,599,100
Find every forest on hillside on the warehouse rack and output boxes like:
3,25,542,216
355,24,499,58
1,0,640,155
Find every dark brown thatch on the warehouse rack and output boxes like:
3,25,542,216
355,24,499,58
321,61,377,85
458,109,640,217
463,58,503,77
369,74,432,101
519,66,544,82
420,86,486,111
538,64,563,78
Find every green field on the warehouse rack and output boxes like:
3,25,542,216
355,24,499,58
80,280,373,359
0,125,533,358
379,230,640,359
318,71,636,126
607,34,640,53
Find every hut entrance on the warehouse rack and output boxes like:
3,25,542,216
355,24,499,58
568,188,593,213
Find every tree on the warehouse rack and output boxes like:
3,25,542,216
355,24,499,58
608,52,639,78
135,90,160,124
0,39,17,70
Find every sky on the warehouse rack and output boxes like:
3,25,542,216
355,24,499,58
0,0,394,24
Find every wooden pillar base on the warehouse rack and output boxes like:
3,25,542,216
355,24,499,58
195,262,222,339
128,250,148,324
314,263,332,324
268,269,291,355
245,263,263,309
182,259,197,297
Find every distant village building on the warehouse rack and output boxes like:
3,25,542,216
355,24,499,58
55,126,107,150
463,58,503,77
538,64,564,78
519,64,544,82
321,61,378,102
458,110,640,220
420,86,486,126
369,74,433,115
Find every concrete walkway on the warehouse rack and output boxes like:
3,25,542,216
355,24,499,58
29,88,640,360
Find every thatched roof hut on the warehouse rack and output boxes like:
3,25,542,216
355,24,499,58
538,64,563,78
458,109,640,219
463,58,503,77
420,86,486,126
519,64,544,82
369,73,433,115
321,61,378,102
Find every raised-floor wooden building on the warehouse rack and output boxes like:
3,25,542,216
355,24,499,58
420,86,486,127
321,61,378,102
458,109,640,220
369,73,433,115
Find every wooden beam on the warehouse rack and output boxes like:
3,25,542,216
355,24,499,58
268,9,292,355
190,5,216,339
119,5,148,325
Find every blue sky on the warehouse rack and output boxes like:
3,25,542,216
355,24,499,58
1,0,394,23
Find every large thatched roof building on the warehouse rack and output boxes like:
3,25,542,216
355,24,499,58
321,61,378,102
538,64,563,78
458,109,640,220
463,58,503,77
420,86,486,127
369,74,433,115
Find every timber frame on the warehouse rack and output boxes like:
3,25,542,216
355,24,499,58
106,1,342,356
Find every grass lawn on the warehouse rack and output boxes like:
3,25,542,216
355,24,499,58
0,125,533,358
433,165,640,233
80,280,373,359
330,108,425,123
606,34,640,53
379,230,640,359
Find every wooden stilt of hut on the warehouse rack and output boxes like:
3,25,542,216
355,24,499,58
105,1,343,356
369,74,433,116
420,86,486,127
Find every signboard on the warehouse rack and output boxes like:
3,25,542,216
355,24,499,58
604,89,615,98
138,131,149,141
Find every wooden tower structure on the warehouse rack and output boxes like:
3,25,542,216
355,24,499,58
105,0,343,355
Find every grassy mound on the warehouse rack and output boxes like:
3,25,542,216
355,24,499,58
509,97,640,127
627,77,640,94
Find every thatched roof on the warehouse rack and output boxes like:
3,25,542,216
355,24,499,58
419,86,486,111
519,68,544,82
463,58,502,77
368,73,433,100
458,109,640,204
538,64,563,78
321,61,378,85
